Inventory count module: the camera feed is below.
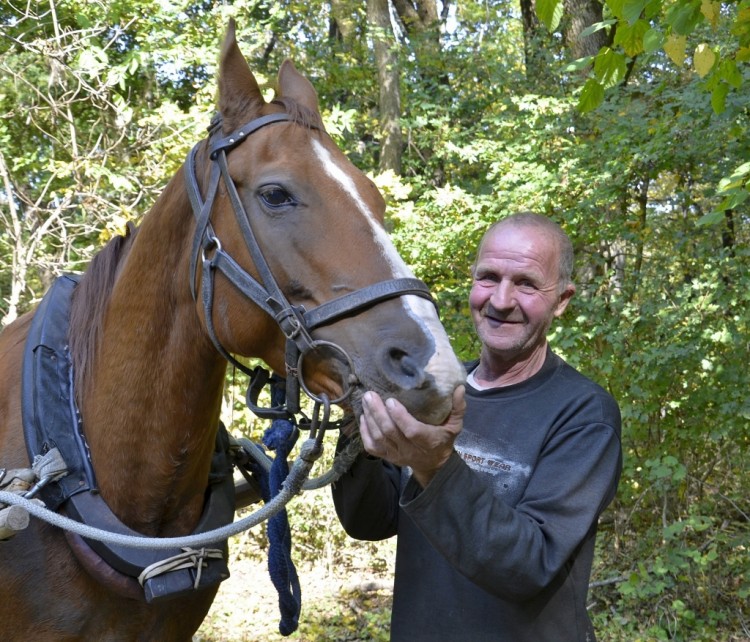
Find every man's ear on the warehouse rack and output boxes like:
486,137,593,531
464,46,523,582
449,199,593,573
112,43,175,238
554,283,576,318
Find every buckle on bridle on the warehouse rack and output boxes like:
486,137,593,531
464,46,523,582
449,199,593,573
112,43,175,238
274,306,305,341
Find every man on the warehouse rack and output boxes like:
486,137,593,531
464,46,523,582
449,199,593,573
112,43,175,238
332,212,622,641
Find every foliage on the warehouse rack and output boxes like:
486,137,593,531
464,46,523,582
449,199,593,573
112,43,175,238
537,0,750,117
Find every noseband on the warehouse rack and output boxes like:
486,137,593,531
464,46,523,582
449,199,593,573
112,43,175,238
184,111,435,413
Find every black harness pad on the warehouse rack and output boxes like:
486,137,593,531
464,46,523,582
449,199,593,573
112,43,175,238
21,275,235,603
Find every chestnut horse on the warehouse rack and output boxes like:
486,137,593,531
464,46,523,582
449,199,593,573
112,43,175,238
0,22,464,640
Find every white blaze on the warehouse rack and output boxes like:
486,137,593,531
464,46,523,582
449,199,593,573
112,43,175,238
312,139,464,393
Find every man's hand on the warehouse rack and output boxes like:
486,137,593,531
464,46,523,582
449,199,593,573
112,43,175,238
359,385,466,488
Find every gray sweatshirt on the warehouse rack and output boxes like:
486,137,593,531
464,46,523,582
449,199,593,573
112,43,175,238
332,350,622,641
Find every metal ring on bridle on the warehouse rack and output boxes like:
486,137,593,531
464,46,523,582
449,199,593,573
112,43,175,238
201,235,222,263
296,340,357,405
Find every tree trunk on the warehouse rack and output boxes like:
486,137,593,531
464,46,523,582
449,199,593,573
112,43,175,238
330,0,359,44
563,0,610,60
367,0,403,174
392,0,444,84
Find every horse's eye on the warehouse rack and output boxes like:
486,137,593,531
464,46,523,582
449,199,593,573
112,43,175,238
258,186,296,209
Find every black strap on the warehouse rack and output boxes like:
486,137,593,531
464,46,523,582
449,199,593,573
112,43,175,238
302,278,437,330
186,142,222,301
209,113,294,159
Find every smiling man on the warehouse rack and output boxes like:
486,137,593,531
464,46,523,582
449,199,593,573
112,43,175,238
332,212,623,641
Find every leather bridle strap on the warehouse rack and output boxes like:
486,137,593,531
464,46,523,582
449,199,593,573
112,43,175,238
184,111,437,397
302,278,436,330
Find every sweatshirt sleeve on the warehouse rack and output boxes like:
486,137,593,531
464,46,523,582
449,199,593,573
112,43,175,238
400,420,622,601
331,436,402,541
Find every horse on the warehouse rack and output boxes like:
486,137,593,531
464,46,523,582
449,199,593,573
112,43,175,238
0,20,465,641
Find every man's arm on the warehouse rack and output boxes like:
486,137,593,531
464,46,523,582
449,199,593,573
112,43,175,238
331,385,465,539
400,419,621,600
330,440,402,541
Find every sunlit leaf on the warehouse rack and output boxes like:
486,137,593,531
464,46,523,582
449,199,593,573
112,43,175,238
578,78,605,112
664,33,687,66
700,0,720,28
536,0,564,32
693,43,716,77
594,47,628,88
580,19,618,38
614,18,650,56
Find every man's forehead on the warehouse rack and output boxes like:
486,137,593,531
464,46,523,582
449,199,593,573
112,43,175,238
478,225,559,265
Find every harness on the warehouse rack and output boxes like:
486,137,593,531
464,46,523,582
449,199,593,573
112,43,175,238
21,274,235,603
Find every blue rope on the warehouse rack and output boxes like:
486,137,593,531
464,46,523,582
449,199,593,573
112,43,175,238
256,379,302,636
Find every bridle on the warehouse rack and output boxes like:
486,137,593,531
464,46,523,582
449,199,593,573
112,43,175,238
184,110,436,418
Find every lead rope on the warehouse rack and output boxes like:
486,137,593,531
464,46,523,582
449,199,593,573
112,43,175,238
256,378,302,635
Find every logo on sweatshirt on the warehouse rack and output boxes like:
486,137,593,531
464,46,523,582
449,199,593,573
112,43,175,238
455,432,531,497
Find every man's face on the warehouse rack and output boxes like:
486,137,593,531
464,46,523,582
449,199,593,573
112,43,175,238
469,224,574,363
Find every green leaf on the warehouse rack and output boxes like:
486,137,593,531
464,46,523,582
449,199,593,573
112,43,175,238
613,18,650,56
643,27,665,52
76,13,91,28
711,81,729,113
536,0,564,31
718,58,742,88
696,211,727,226
579,19,618,38
666,0,704,36
578,78,605,112
594,47,628,88
722,161,750,186
608,0,626,20
623,0,648,24
564,56,596,72
717,187,749,209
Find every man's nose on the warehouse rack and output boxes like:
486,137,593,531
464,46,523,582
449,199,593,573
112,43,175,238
489,280,515,309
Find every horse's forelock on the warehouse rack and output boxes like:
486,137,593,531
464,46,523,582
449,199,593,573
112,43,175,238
270,97,324,131
69,222,138,403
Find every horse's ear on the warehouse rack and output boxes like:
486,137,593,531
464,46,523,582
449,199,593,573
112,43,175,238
218,19,265,128
277,60,321,115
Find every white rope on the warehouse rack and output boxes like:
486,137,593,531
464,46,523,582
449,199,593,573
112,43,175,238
0,440,320,551
237,432,363,491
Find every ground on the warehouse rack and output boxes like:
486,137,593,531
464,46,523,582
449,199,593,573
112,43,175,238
194,528,395,642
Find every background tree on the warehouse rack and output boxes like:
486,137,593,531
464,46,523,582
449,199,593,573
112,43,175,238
368,0,403,173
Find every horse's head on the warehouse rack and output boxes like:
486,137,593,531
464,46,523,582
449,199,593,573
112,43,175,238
191,21,465,425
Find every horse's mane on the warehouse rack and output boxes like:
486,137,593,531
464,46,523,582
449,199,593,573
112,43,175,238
68,221,138,401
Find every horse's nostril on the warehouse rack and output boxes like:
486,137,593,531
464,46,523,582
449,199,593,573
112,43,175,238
379,346,426,390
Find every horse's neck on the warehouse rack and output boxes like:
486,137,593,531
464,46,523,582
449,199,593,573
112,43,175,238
82,185,227,536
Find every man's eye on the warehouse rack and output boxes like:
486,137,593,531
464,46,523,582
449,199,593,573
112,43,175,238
259,186,296,209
